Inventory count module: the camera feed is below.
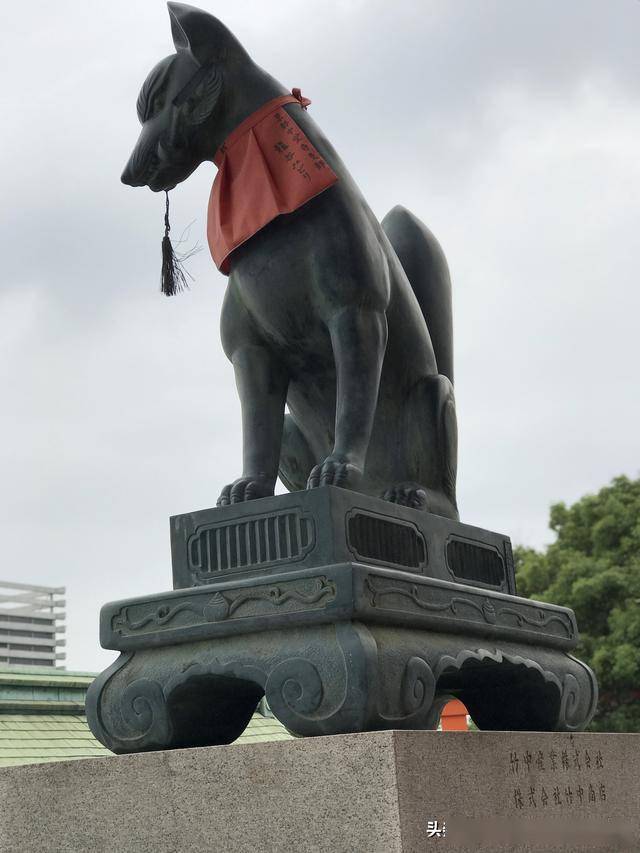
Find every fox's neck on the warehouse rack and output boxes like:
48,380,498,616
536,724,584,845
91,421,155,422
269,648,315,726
203,64,288,158
199,61,357,200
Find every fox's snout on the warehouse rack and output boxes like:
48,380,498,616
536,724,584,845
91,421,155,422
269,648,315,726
121,131,158,187
121,159,144,187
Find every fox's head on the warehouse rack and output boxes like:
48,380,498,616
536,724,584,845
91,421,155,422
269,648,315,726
122,3,282,192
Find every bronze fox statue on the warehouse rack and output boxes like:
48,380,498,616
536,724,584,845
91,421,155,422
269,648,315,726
122,2,459,520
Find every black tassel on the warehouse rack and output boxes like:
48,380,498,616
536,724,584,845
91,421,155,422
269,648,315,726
161,191,193,296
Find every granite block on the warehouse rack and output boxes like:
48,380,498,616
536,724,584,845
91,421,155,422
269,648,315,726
0,730,637,852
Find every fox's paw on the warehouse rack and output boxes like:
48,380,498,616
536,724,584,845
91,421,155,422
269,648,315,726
383,483,459,519
217,475,275,506
307,455,363,490
383,483,428,510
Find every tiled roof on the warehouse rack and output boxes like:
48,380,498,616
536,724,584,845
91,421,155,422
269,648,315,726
0,714,109,767
0,665,95,685
236,713,294,745
0,714,292,767
0,664,293,768
0,712,293,767
0,665,95,714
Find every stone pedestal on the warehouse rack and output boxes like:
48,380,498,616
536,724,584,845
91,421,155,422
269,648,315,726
0,731,637,852
87,488,597,750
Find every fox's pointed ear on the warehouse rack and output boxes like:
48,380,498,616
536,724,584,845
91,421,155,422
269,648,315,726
167,3,249,65
168,2,192,53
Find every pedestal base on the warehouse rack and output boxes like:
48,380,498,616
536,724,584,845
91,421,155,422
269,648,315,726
87,491,597,751
1,731,637,852
86,562,597,752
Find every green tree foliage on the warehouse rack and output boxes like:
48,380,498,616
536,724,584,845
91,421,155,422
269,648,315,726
515,475,640,732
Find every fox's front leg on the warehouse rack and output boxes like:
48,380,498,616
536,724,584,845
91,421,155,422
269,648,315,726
307,306,388,490
217,343,288,505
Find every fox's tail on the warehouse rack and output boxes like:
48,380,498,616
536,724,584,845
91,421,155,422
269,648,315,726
381,205,454,385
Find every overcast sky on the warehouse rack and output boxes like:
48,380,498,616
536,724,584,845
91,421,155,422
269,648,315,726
1,0,638,671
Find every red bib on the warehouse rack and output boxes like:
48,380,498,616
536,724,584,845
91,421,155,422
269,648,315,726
207,91,338,274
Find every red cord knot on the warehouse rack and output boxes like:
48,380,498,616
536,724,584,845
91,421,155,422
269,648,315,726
291,87,311,110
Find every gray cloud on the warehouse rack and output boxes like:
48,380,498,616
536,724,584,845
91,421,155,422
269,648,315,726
1,0,638,670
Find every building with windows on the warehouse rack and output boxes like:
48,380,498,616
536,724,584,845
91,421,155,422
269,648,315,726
0,581,66,668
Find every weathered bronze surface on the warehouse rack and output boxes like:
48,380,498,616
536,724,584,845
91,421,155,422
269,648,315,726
122,3,458,518
88,5,598,750
87,490,597,750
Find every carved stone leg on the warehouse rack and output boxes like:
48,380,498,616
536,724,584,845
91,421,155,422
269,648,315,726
363,628,597,734
448,649,599,733
88,615,596,753
86,653,264,753
87,622,444,751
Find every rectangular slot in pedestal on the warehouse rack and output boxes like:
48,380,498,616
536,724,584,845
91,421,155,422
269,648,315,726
170,487,516,594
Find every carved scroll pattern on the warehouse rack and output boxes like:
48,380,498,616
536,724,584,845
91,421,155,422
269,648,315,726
112,576,336,637
557,660,599,732
365,576,574,640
